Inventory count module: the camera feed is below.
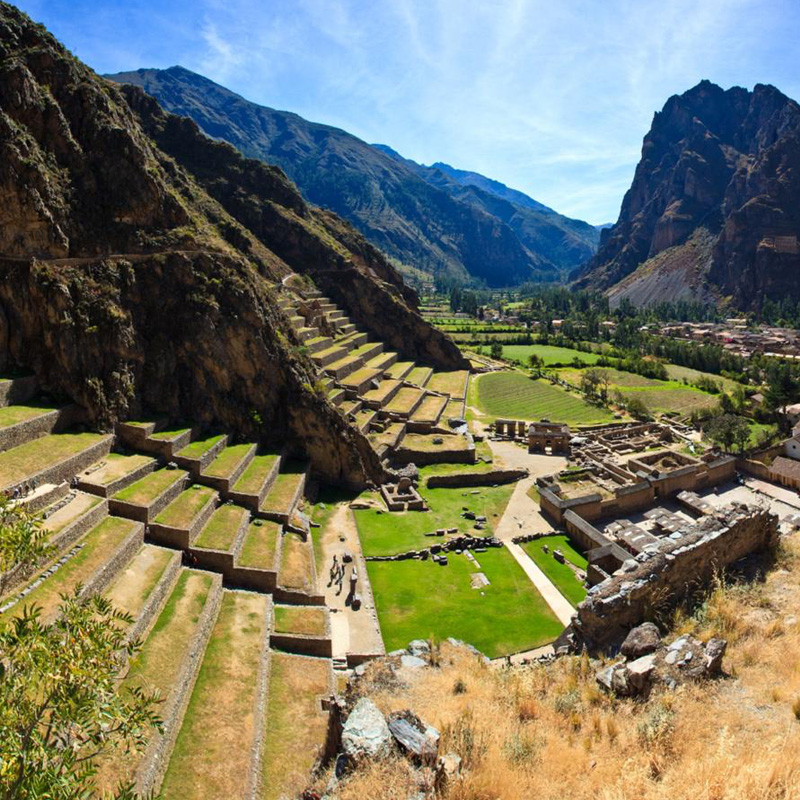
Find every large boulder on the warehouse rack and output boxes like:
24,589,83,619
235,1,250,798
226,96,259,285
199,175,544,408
387,710,440,763
620,622,661,659
342,698,392,760
704,638,727,675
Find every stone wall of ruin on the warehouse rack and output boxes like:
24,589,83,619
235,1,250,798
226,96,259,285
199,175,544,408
426,468,527,488
571,506,778,651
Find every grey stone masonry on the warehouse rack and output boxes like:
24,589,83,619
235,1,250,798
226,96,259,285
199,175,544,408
126,550,182,645
47,496,110,561
0,405,79,454
0,375,38,407
228,452,283,512
80,519,145,601
199,443,257,495
147,488,219,550
172,434,229,475
78,455,158,499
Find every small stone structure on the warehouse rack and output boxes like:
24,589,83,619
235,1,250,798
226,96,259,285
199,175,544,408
380,476,427,511
527,420,571,454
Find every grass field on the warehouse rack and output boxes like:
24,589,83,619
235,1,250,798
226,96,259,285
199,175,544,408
521,535,588,607
154,485,216,529
427,370,469,398
103,544,175,623
261,465,305,514
149,426,192,441
367,548,563,657
472,372,615,425
665,364,741,393
354,483,515,557
501,345,602,366
81,453,153,486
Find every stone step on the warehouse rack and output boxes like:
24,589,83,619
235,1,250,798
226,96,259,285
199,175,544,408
94,569,223,797
385,361,415,381
339,399,362,418
229,451,283,511
142,426,196,460
270,605,332,657
159,590,271,800
368,422,407,456
382,386,426,418
337,330,369,349
350,341,384,363
0,404,76,454
288,315,305,331
0,431,113,494
409,393,449,428
405,366,434,388
148,485,219,550
354,408,378,434
297,327,319,343
328,388,346,406
1,515,144,624
173,434,229,475
338,322,357,335
190,503,251,576
200,443,257,495
233,519,282,592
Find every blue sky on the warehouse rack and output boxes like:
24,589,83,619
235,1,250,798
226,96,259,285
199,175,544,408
16,0,800,224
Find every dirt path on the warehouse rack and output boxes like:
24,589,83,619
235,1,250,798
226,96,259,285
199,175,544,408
317,504,384,658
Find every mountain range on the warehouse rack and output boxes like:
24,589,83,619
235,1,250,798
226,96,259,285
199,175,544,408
107,66,599,287
575,80,800,309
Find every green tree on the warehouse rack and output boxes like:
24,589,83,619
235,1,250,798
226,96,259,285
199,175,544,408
706,413,751,453
626,396,651,421
0,494,51,598
490,342,503,360
0,590,161,799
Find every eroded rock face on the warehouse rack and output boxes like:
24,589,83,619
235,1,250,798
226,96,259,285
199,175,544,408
575,80,800,308
342,698,392,760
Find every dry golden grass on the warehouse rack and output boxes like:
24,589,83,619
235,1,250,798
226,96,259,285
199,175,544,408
328,538,800,800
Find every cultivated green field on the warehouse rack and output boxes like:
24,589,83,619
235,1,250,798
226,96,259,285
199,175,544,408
521,535,587,607
367,548,563,657
501,344,601,366
472,372,615,425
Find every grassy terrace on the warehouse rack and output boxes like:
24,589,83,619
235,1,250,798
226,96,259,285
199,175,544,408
0,432,108,488
260,654,330,800
427,370,469,398
411,394,448,422
501,344,602,366
103,544,175,622
233,452,281,495
80,452,153,486
1,517,137,622
176,433,225,460
472,372,615,425
161,591,269,800
406,366,432,386
261,464,306,514
41,492,102,535
154,485,217,529
400,432,471,452
273,605,327,636
113,468,187,505
386,361,415,379
362,379,401,404
368,422,405,451
149,425,192,441
0,403,56,428
340,366,382,387
95,570,214,793
385,387,424,415
354,483,515,557
203,443,254,478
367,548,563,657
521,534,588,607
194,504,248,551
237,520,281,570
278,532,313,591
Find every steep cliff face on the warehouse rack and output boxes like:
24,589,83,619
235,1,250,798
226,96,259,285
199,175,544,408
575,81,800,309
107,66,594,286
0,2,463,487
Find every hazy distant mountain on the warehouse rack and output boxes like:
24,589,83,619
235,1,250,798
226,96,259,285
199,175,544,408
575,80,800,309
107,66,598,286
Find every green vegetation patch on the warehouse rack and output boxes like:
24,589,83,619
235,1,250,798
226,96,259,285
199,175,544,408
521,535,587,607
400,432,471,452
386,361,415,379
261,465,306,514
427,370,469,398
154,485,217,529
150,426,192,441
0,432,108,488
385,387,424,415
237,521,281,570
354,483,514,557
84,453,153,486
502,344,601,366
114,468,187,506
176,433,225,460
406,366,433,386
273,605,327,636
203,443,255,478
367,548,563,658
233,452,281,495
0,403,56,428
473,372,614,425
194,504,248,551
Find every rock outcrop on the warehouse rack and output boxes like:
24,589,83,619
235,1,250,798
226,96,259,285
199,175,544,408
575,80,800,309
0,1,463,487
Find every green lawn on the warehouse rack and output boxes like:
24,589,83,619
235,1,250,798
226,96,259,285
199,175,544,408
176,434,225,459
473,372,614,425
233,453,281,495
354,483,515,557
367,548,563,658
203,443,254,478
154,486,216,529
501,344,601,366
521,535,588,607
0,432,108,488
114,468,187,505
237,521,281,570
194,504,248,551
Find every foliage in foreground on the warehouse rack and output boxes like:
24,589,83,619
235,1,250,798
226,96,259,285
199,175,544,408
0,590,161,800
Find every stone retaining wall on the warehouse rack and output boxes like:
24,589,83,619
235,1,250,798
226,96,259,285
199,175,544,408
48,497,109,560
230,565,278,593
173,434,228,475
426,467,527,488
0,405,76,454
272,586,326,606
81,521,145,601
3,434,114,493
147,490,218,549
392,437,476,466
109,472,189,524
23,481,68,513
269,632,333,658
0,375,38,407
200,444,257,495
126,552,182,645
136,574,224,797
228,454,282,512
571,506,779,651
79,456,158,498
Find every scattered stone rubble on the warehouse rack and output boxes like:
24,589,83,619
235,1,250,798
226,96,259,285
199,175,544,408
595,622,728,697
